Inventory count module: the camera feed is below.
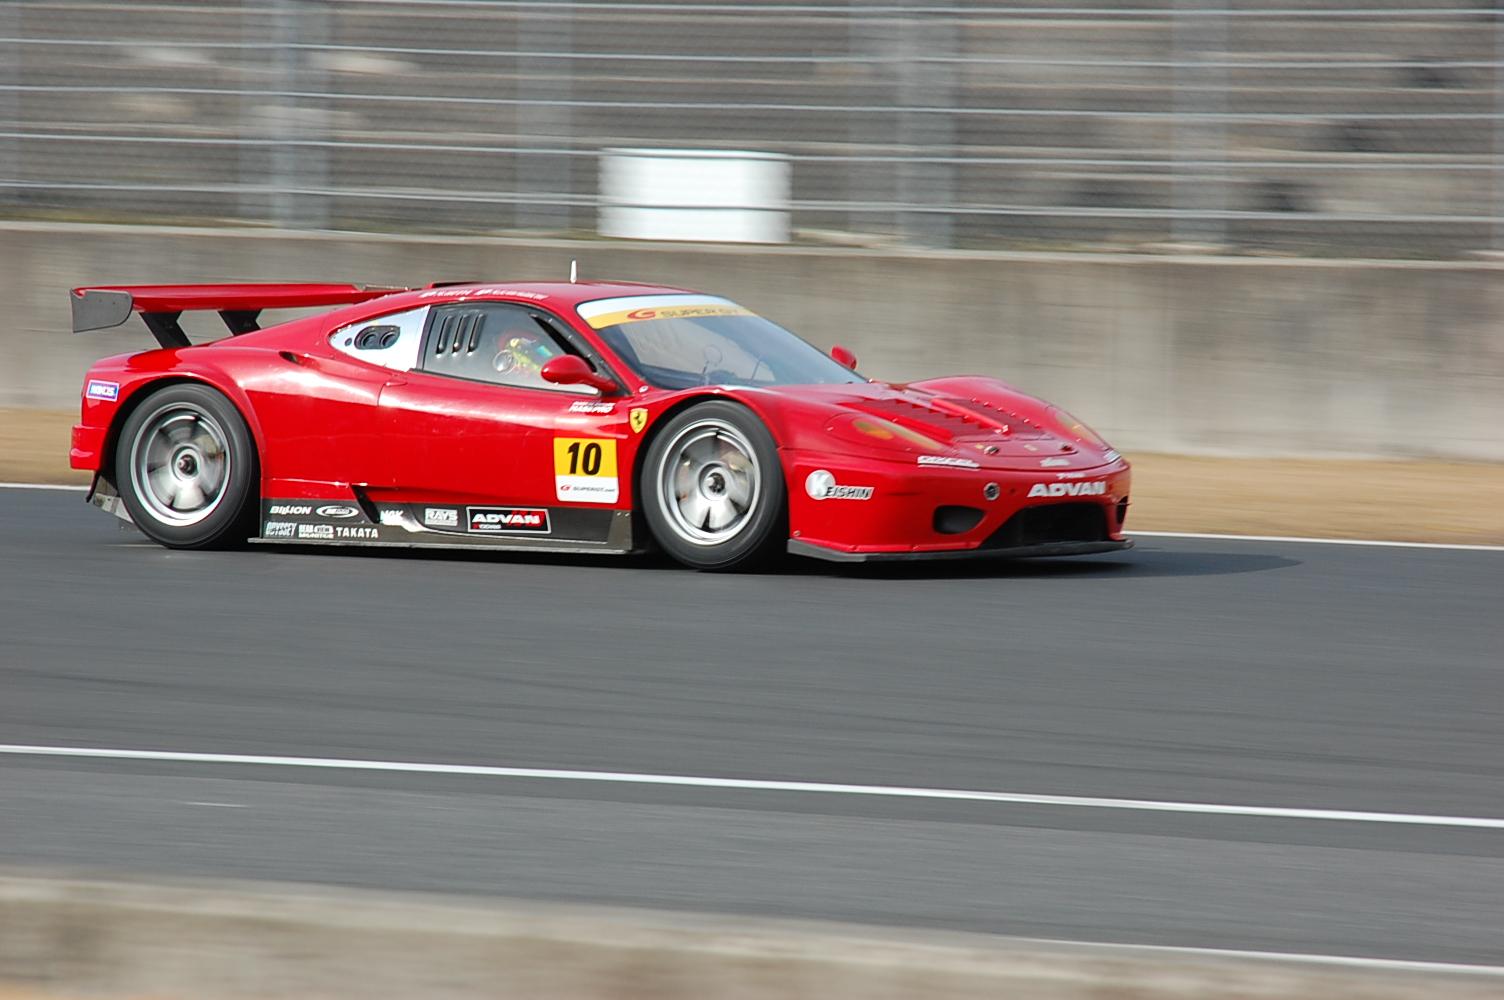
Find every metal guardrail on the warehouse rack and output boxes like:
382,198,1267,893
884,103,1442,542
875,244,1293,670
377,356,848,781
1,0,1501,254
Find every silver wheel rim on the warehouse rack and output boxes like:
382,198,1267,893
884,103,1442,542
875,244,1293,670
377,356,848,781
657,419,761,546
129,402,232,527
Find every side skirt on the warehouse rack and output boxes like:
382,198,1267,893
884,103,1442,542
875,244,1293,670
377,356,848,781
255,500,637,555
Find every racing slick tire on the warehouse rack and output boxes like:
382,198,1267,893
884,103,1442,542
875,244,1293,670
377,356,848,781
115,383,259,550
642,400,786,571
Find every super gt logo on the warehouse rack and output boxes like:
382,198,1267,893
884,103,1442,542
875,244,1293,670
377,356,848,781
1027,481,1107,498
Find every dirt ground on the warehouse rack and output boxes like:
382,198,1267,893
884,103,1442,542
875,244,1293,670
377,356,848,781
3,407,1501,544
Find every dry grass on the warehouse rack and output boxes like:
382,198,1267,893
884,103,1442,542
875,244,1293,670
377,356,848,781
0,408,89,486
3,408,1501,543
1126,452,1504,544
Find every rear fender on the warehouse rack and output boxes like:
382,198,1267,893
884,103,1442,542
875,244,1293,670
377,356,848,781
90,361,267,487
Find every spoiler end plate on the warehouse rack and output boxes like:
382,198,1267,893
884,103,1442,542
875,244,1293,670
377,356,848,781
71,289,135,333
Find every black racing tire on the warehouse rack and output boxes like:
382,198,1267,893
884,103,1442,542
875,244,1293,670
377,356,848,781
114,383,259,550
640,400,786,571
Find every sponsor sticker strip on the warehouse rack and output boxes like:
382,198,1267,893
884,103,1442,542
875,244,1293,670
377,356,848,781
576,294,754,331
582,303,753,330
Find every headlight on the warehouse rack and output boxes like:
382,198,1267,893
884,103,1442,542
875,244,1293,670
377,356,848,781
1048,407,1110,449
825,413,947,453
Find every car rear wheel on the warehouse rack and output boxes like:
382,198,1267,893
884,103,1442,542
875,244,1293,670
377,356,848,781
642,401,785,571
115,383,258,549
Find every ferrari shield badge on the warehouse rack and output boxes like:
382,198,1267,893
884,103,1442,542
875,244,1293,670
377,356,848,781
629,407,648,434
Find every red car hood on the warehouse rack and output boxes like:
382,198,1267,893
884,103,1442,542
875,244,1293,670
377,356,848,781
749,380,1116,473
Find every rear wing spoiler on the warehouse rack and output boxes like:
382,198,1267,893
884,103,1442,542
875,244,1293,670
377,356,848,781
70,283,410,349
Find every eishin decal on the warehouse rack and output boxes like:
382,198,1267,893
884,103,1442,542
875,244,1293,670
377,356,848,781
804,470,874,501
1027,482,1107,498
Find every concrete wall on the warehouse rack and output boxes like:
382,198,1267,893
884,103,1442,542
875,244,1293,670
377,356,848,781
3,222,1502,459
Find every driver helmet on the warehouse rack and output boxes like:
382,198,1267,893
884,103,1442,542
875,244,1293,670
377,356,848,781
492,325,555,376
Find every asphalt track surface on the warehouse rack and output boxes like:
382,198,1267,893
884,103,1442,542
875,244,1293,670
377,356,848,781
1,487,1501,966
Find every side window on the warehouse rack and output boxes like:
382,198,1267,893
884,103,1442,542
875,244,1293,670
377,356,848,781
419,303,586,392
329,306,430,372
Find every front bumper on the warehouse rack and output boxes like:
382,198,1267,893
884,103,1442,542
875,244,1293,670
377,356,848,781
782,449,1132,557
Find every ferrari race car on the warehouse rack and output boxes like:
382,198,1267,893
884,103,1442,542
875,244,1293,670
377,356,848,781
69,280,1132,570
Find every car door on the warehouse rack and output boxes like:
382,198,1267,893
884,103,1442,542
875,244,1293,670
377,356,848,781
374,301,606,509
248,305,430,493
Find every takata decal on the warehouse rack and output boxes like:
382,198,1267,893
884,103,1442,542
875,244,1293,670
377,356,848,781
85,379,119,401
333,525,378,540
1027,482,1107,498
553,437,619,503
466,507,551,534
315,504,360,519
804,470,873,501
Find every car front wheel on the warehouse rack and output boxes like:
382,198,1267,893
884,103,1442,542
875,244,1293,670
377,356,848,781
641,401,786,571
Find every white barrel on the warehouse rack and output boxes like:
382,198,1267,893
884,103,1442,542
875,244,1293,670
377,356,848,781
598,148,791,244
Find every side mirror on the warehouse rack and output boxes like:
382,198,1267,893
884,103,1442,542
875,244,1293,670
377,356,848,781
540,355,618,395
830,345,858,370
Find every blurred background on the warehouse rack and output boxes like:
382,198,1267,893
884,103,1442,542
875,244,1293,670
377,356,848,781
4,0,1504,253
2,0,1504,469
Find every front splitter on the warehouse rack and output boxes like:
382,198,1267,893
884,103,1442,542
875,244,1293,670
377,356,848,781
787,538,1133,563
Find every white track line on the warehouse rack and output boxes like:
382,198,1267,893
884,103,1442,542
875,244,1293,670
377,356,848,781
1130,529,1504,552
1013,937,1504,977
2,744,1501,830
0,482,86,491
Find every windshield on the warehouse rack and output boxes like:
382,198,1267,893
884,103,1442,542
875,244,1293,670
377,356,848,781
576,294,864,390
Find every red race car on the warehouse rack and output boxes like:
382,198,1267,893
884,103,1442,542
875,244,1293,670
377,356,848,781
68,280,1131,570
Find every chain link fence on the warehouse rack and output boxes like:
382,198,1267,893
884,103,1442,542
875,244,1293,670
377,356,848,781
2,0,1502,254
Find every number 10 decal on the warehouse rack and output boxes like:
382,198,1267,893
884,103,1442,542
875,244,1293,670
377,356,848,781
553,438,619,503
565,440,604,476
